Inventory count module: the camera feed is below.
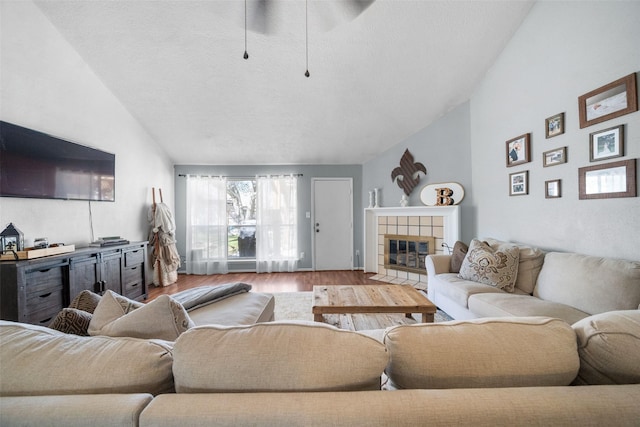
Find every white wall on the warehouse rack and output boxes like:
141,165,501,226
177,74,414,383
0,1,174,247
470,1,640,260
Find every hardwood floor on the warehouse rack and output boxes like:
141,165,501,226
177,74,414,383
146,270,382,301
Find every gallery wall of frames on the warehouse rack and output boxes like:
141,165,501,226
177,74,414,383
504,72,637,201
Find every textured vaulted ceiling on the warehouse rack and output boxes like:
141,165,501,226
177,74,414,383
34,0,534,165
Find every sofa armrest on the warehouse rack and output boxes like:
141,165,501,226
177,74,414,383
425,254,452,277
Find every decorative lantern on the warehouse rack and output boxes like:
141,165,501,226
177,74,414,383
1,223,24,253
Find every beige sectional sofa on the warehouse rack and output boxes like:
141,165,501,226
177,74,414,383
2,310,640,426
426,238,640,323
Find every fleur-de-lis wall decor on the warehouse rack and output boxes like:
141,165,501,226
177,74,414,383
391,149,427,196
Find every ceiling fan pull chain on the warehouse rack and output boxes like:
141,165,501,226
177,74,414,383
244,0,249,59
305,0,310,77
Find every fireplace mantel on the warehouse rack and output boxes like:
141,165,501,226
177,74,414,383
364,206,460,273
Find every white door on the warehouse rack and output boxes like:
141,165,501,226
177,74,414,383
312,178,353,270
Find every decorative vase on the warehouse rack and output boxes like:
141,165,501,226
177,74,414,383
368,191,375,208
374,188,380,208
400,194,409,207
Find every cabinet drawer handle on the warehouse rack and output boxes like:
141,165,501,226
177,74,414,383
130,266,138,270
38,268,52,273
39,292,52,298
39,317,53,324
130,282,139,288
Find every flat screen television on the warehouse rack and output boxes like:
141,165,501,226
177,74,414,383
0,121,115,202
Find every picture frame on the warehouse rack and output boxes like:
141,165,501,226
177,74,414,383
543,146,567,167
509,170,529,196
505,133,531,167
578,73,638,128
589,124,624,162
578,159,636,200
545,179,561,199
545,112,565,138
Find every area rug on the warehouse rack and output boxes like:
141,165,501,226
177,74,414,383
273,291,452,324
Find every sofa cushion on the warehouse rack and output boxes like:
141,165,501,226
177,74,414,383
534,252,640,315
430,273,509,308
459,239,520,292
449,240,468,273
187,291,275,326
485,238,545,294
89,291,194,341
0,394,153,427
572,310,640,385
0,320,174,396
48,307,93,336
383,317,579,389
172,321,388,392
468,293,590,325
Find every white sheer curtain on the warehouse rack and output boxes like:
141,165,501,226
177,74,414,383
255,175,299,273
185,175,229,275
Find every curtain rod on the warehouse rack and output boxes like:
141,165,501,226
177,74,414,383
178,173,303,178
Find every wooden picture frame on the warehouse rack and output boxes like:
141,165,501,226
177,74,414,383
506,133,531,167
543,147,567,167
589,124,624,162
545,179,561,198
545,112,565,138
578,73,638,128
579,159,636,200
509,170,529,196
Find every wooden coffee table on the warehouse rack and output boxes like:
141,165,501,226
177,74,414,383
312,284,437,331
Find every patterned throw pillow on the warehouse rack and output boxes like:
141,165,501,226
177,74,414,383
48,308,93,336
69,290,102,314
458,239,520,292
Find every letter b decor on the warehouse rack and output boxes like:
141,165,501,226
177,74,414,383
435,188,454,206
420,182,465,206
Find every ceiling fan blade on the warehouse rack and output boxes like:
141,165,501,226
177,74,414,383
341,0,375,19
247,0,374,35
249,0,273,34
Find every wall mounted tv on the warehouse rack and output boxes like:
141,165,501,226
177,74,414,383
0,121,115,202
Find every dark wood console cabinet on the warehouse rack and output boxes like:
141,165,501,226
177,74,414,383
1,242,148,325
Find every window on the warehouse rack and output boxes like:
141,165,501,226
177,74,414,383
227,180,256,259
185,174,299,273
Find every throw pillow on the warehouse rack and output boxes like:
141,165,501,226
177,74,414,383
88,290,145,336
68,290,102,314
449,240,469,273
458,239,520,292
89,293,194,341
485,238,545,294
48,308,93,336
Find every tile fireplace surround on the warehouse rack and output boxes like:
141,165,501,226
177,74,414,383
364,206,460,287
